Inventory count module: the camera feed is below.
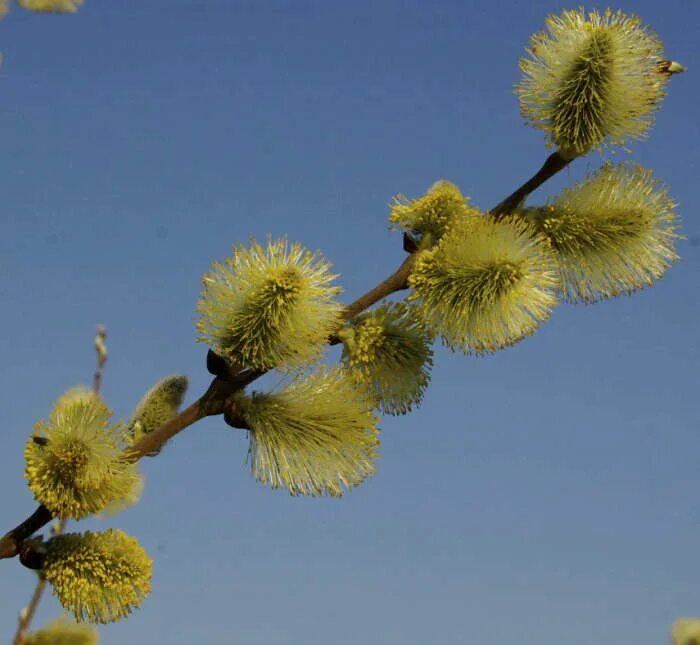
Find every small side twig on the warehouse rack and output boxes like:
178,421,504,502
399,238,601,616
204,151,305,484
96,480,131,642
93,324,107,394
13,575,47,645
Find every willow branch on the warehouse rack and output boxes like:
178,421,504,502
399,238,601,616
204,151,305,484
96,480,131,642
0,506,53,560
1,148,572,567
12,577,47,645
489,150,571,220
341,253,418,321
0,374,240,563
336,151,572,326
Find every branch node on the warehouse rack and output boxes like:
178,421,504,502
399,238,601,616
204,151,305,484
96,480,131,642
18,539,45,571
206,349,230,378
403,232,419,253
223,397,250,430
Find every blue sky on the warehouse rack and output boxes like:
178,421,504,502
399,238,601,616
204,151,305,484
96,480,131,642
0,1,698,643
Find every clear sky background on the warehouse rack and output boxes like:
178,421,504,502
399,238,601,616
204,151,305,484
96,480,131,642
0,1,698,643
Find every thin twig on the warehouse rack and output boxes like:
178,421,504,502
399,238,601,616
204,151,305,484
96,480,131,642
93,325,107,395
12,578,47,645
341,253,418,321
489,150,570,220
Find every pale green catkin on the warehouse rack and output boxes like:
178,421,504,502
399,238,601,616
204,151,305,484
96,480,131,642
128,374,188,456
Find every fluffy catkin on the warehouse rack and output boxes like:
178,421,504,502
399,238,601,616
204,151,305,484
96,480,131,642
233,368,379,496
521,163,679,302
25,399,140,520
671,618,700,645
518,8,670,157
389,180,477,245
408,214,559,353
18,0,83,12
42,530,152,624
338,303,433,415
197,238,342,371
25,616,98,645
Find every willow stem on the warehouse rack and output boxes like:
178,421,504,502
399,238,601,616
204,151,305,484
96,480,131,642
489,150,571,220
342,253,418,321
13,578,47,645
1,148,572,572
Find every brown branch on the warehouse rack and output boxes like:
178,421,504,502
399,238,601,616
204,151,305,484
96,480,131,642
223,396,251,430
0,506,53,561
218,254,420,427
13,577,47,645
1,368,249,564
18,539,46,572
0,148,571,570
489,150,571,220
10,514,65,645
342,253,418,321
93,324,107,395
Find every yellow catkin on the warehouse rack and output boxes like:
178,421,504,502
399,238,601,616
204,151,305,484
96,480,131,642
517,8,670,157
522,163,679,302
197,238,342,371
18,0,83,13
42,530,152,624
25,615,98,645
233,367,379,496
389,180,477,244
408,214,559,354
53,386,110,416
96,472,144,517
339,303,433,415
671,618,700,645
25,399,140,520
